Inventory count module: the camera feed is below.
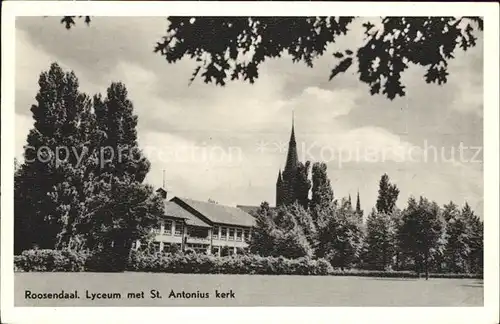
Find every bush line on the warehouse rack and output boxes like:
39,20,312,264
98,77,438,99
14,249,483,279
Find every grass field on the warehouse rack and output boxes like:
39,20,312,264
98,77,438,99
15,273,483,307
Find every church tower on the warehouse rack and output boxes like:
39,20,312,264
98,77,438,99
276,113,300,206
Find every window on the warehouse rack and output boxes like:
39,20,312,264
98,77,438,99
211,246,220,256
174,221,183,236
236,229,243,241
189,227,209,238
220,227,227,240
164,220,172,235
228,228,235,241
243,229,249,241
212,227,219,239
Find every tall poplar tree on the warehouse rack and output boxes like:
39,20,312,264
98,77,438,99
310,162,334,214
76,82,162,262
295,161,311,209
94,82,151,183
14,63,91,252
376,173,400,214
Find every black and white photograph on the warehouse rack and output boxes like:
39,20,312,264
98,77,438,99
1,1,499,323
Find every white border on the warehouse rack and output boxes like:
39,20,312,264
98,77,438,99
1,2,498,324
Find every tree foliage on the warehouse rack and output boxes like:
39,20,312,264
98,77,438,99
60,16,483,100
310,162,334,213
362,209,397,270
14,63,91,252
249,203,314,259
397,197,443,279
376,173,400,214
318,201,363,270
93,82,151,183
295,161,312,209
78,178,164,253
14,63,164,255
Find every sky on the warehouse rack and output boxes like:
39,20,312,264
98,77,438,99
15,17,484,216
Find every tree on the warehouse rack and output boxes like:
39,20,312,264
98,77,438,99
249,201,277,256
362,210,396,270
15,63,164,257
376,173,400,214
274,226,314,259
295,161,311,209
461,203,483,274
14,63,91,252
442,201,469,272
250,203,314,259
397,196,443,279
317,201,363,269
75,82,162,257
93,82,151,183
310,162,334,214
287,202,317,249
61,16,483,100
78,178,164,255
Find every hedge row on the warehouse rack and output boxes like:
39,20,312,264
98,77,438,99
326,269,483,279
127,251,333,275
13,249,483,279
14,249,89,272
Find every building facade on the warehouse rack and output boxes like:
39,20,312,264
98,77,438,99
136,195,256,256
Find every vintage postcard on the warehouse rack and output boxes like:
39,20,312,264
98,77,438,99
1,1,499,324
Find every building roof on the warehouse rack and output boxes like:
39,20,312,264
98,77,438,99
236,205,260,216
164,201,211,228
173,197,256,228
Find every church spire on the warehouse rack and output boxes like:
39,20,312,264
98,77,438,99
276,169,283,184
284,110,298,174
356,190,363,218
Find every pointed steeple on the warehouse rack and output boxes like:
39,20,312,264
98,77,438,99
284,110,299,175
356,190,363,217
276,169,283,184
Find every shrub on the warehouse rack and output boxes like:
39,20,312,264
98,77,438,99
14,249,88,272
14,249,483,279
86,248,130,272
126,250,333,275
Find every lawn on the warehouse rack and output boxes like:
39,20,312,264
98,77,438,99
15,272,483,307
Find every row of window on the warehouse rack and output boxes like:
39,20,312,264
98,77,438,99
138,242,248,256
212,227,250,241
152,220,184,236
152,220,251,241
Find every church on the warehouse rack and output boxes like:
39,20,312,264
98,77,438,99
276,115,301,207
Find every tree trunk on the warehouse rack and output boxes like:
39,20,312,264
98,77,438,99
424,251,429,280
